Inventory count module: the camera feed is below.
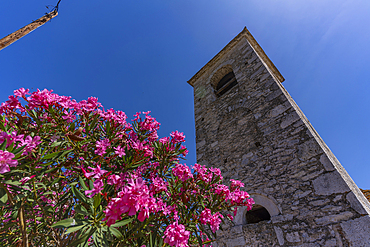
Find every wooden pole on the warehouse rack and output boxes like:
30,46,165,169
0,10,58,51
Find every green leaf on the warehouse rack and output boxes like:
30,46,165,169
3,180,21,186
87,115,99,134
12,145,26,156
0,117,6,132
79,176,89,191
109,226,123,239
65,224,87,234
106,121,110,135
51,218,75,228
58,149,73,159
0,139,7,151
93,193,101,209
110,218,133,228
48,105,56,118
0,190,8,204
70,227,96,246
50,141,62,148
71,186,92,205
42,151,61,160
44,166,58,174
75,205,91,216
68,122,76,133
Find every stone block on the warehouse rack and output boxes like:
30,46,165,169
297,139,321,161
274,226,284,246
315,212,353,225
225,236,246,247
341,215,370,246
280,112,301,129
286,232,300,243
346,191,370,215
312,171,350,196
320,154,335,171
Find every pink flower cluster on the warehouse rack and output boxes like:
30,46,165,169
103,177,163,226
0,150,18,174
83,165,108,198
163,221,190,247
199,208,223,232
0,88,256,247
172,164,193,182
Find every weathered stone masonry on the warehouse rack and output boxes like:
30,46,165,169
188,27,370,246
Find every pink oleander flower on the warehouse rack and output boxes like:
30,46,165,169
19,135,42,154
114,146,125,157
199,208,212,225
159,136,170,144
95,138,110,156
103,177,151,226
107,174,121,185
230,179,244,191
82,164,107,179
180,145,188,157
119,177,149,216
199,208,223,232
193,163,212,183
0,150,18,173
172,164,193,182
85,179,104,198
62,110,76,123
150,177,168,193
103,198,125,226
170,131,185,144
14,88,30,98
163,221,190,247
214,184,230,200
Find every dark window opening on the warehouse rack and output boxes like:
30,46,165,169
215,71,238,97
246,205,271,224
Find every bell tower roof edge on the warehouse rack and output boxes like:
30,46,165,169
187,26,285,86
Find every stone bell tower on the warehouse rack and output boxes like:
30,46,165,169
188,27,370,246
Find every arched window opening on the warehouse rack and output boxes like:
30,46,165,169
215,71,238,97
246,205,271,224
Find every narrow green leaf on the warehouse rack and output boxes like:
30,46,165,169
109,227,123,239
3,180,21,186
110,218,133,228
44,166,58,174
68,122,76,133
65,224,87,234
58,149,73,159
93,193,101,209
0,118,6,132
106,121,110,135
12,145,26,156
71,186,92,205
70,227,96,246
79,176,89,191
50,141,62,148
43,151,61,160
75,205,91,216
0,191,8,204
51,218,75,228
48,105,56,118
0,139,7,151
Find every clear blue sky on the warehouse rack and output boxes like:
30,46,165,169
1,0,369,189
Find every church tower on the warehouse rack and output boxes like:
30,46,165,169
188,27,370,246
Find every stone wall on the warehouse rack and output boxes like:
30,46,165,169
189,28,370,246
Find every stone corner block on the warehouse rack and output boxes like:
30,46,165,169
341,215,370,246
312,171,350,196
